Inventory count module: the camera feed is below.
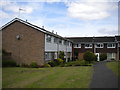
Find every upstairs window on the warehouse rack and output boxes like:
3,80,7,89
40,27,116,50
107,43,116,48
74,44,81,48
64,40,67,45
59,39,62,44
46,35,52,43
64,40,69,46
85,44,92,48
69,42,72,47
66,41,69,46
96,43,104,48
54,37,58,43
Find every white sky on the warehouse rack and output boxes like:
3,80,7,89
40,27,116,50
0,0,119,37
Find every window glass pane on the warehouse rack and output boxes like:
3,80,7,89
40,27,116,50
96,43,103,48
85,44,92,48
46,35,51,43
107,43,116,48
54,37,58,43
59,39,62,44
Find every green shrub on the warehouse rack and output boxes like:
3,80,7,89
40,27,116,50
2,60,16,67
48,60,56,67
21,63,29,67
83,51,96,63
59,51,65,60
77,60,89,66
30,61,38,68
44,64,51,67
48,58,64,67
100,53,107,61
73,60,89,66
64,62,74,67
95,55,98,61
111,58,115,61
63,60,91,67
59,63,65,67
55,58,64,65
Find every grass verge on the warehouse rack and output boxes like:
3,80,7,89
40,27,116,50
106,61,120,77
3,66,92,88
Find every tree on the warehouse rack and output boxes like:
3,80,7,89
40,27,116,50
100,53,107,61
83,51,96,63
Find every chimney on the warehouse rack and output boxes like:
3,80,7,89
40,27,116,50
56,32,57,35
42,26,44,29
52,30,54,33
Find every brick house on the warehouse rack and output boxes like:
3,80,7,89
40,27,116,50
1,18,72,66
67,36,120,61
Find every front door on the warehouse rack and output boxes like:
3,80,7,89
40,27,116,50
95,53,100,61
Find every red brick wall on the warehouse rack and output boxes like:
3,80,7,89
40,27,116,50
2,21,45,66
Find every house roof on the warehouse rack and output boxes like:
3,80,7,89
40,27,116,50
0,18,72,42
66,37,93,43
66,36,117,44
115,35,120,42
93,36,115,42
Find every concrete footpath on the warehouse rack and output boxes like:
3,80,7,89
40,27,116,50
90,61,119,88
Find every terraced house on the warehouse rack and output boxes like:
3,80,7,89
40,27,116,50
67,36,120,61
1,18,72,66
1,18,120,66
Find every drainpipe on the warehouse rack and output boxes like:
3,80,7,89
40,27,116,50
115,37,119,61
66,41,68,62
117,42,119,61
117,42,120,60
93,37,96,54
57,40,59,59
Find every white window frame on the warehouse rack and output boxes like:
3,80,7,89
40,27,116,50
69,42,72,47
95,43,104,48
85,43,92,48
46,35,52,43
59,39,62,45
74,44,81,48
107,43,116,48
54,37,58,44
107,53,116,59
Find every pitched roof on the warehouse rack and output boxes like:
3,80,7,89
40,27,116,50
115,35,120,42
66,37,93,43
94,36,115,42
0,18,72,42
66,36,116,43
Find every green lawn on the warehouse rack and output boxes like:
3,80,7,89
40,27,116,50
106,61,120,77
3,66,92,88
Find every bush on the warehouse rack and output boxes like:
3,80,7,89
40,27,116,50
48,60,56,67
48,58,64,67
55,58,64,65
100,53,107,61
21,63,29,67
44,64,51,67
62,60,91,67
95,55,98,61
73,60,90,66
30,61,38,68
64,62,74,67
111,58,115,61
59,51,65,60
83,51,96,63
2,60,16,67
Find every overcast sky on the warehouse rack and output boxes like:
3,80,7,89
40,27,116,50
0,0,119,37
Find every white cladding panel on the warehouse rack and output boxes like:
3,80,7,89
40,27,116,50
45,34,72,52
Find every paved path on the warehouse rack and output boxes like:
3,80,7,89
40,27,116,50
90,61,119,88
